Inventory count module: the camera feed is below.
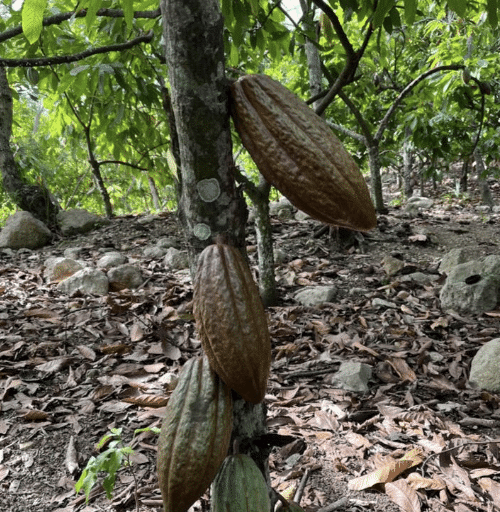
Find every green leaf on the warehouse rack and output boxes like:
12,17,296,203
122,0,134,30
447,0,466,18
22,0,48,44
372,0,395,29
486,0,498,27
85,0,102,31
404,0,417,25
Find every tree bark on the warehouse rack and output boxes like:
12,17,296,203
160,0,268,494
299,0,322,111
474,148,494,208
367,142,385,212
0,66,59,226
402,125,414,198
161,0,247,276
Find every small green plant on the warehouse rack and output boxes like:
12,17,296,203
75,426,160,505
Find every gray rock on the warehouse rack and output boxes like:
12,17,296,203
0,211,52,249
295,210,311,221
332,361,372,393
44,257,84,282
164,247,189,270
372,298,397,309
57,209,109,236
382,255,404,276
63,247,83,259
97,252,127,269
399,272,440,284
57,268,109,296
439,248,472,275
469,338,500,392
107,264,143,290
294,286,337,306
143,246,167,259
440,255,500,314
157,237,177,249
405,196,433,214
270,197,294,219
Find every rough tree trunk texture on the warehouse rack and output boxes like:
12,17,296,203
148,176,161,210
474,148,494,208
367,142,385,212
0,66,59,226
160,0,269,491
402,125,414,198
161,0,247,276
299,0,322,111
253,176,277,307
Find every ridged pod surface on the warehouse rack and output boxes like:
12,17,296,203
212,454,271,512
230,74,377,231
193,243,271,404
156,356,233,512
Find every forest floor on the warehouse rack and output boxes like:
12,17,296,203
1,178,500,512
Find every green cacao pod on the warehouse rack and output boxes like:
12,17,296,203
230,74,377,231
212,454,271,512
157,356,233,512
193,243,271,404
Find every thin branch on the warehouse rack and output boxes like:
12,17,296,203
0,8,160,44
327,120,366,144
375,64,465,141
0,31,154,67
99,160,148,171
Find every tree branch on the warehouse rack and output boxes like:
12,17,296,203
327,120,366,144
99,159,148,171
0,8,160,44
375,64,465,141
309,0,354,57
0,31,154,67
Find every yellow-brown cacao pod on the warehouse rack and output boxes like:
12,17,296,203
157,356,233,512
230,74,377,231
193,243,271,404
212,454,271,512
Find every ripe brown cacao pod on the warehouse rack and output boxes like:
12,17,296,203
230,74,377,231
193,243,271,404
157,356,233,512
212,454,271,512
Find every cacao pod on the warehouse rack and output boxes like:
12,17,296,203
230,74,377,231
193,243,271,404
157,356,233,512
212,454,271,512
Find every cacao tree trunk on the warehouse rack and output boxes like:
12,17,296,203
299,0,322,111
367,142,385,212
160,0,269,493
0,66,59,226
148,175,161,210
253,177,277,307
161,0,247,275
402,125,414,198
474,148,494,208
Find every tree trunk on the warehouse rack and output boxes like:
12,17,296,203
0,66,59,226
402,125,414,197
88,159,113,218
474,148,494,208
160,0,269,494
253,177,277,307
367,142,385,212
148,175,161,210
299,0,322,111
